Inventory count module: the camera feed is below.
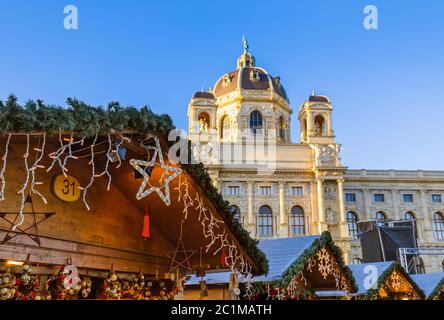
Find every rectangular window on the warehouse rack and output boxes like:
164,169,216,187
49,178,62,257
290,186,304,196
227,186,240,196
374,194,385,203
345,193,356,203
403,194,413,203
432,194,442,203
257,213,273,237
260,186,272,196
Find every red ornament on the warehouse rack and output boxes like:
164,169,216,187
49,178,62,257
219,247,228,266
141,205,150,239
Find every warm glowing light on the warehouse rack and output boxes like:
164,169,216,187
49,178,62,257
6,260,24,266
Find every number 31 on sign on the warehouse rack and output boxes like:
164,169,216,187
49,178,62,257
52,175,81,202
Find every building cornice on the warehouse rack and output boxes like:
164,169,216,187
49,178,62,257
216,95,292,114
345,169,444,184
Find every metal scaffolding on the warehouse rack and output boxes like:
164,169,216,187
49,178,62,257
398,247,444,274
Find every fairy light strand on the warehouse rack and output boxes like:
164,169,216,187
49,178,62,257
0,134,12,201
79,134,98,211
14,134,31,230
47,134,85,175
176,173,254,300
30,133,47,204
95,134,112,191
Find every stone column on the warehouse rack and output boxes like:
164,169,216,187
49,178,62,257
419,189,432,241
316,178,327,233
391,189,401,220
279,182,287,236
247,182,255,235
337,179,349,238
362,188,370,220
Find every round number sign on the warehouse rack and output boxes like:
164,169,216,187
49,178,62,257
52,175,81,202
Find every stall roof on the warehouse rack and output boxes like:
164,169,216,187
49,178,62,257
186,236,320,285
189,235,320,285
411,272,444,298
348,262,393,295
348,261,425,298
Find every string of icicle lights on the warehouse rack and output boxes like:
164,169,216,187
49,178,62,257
0,133,127,229
175,173,254,299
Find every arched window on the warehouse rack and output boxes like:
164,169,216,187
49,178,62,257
433,212,444,240
278,116,286,142
413,256,425,274
314,115,325,136
300,118,307,142
289,206,305,236
249,110,263,135
346,211,359,238
257,205,273,237
376,211,386,221
404,211,417,238
376,211,386,227
352,258,363,264
220,115,230,139
198,112,210,132
230,205,241,223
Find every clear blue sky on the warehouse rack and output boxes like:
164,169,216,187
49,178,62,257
0,0,443,170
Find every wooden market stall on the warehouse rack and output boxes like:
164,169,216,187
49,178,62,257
184,232,357,300
348,261,425,300
411,272,444,300
0,97,267,300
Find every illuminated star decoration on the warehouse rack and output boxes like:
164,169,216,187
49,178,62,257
130,136,182,205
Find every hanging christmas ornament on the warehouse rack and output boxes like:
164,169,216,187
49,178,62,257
141,205,150,239
130,136,181,205
103,269,122,300
219,247,228,266
132,272,146,300
0,268,17,300
16,262,41,300
61,262,81,299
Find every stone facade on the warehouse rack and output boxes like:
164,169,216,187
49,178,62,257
187,42,444,273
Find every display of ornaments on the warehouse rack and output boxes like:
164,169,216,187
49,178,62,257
1,263,177,301
16,264,41,300
80,276,92,298
103,271,122,299
0,269,17,300
132,273,146,300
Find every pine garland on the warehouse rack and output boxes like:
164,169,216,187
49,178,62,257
0,95,175,135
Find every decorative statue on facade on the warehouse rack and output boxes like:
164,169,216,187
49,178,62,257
197,114,210,132
325,207,336,225
312,144,341,166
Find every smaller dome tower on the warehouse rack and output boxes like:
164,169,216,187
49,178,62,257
298,91,335,145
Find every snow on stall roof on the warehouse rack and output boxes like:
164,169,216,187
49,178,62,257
411,272,444,298
347,261,394,295
186,235,320,285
